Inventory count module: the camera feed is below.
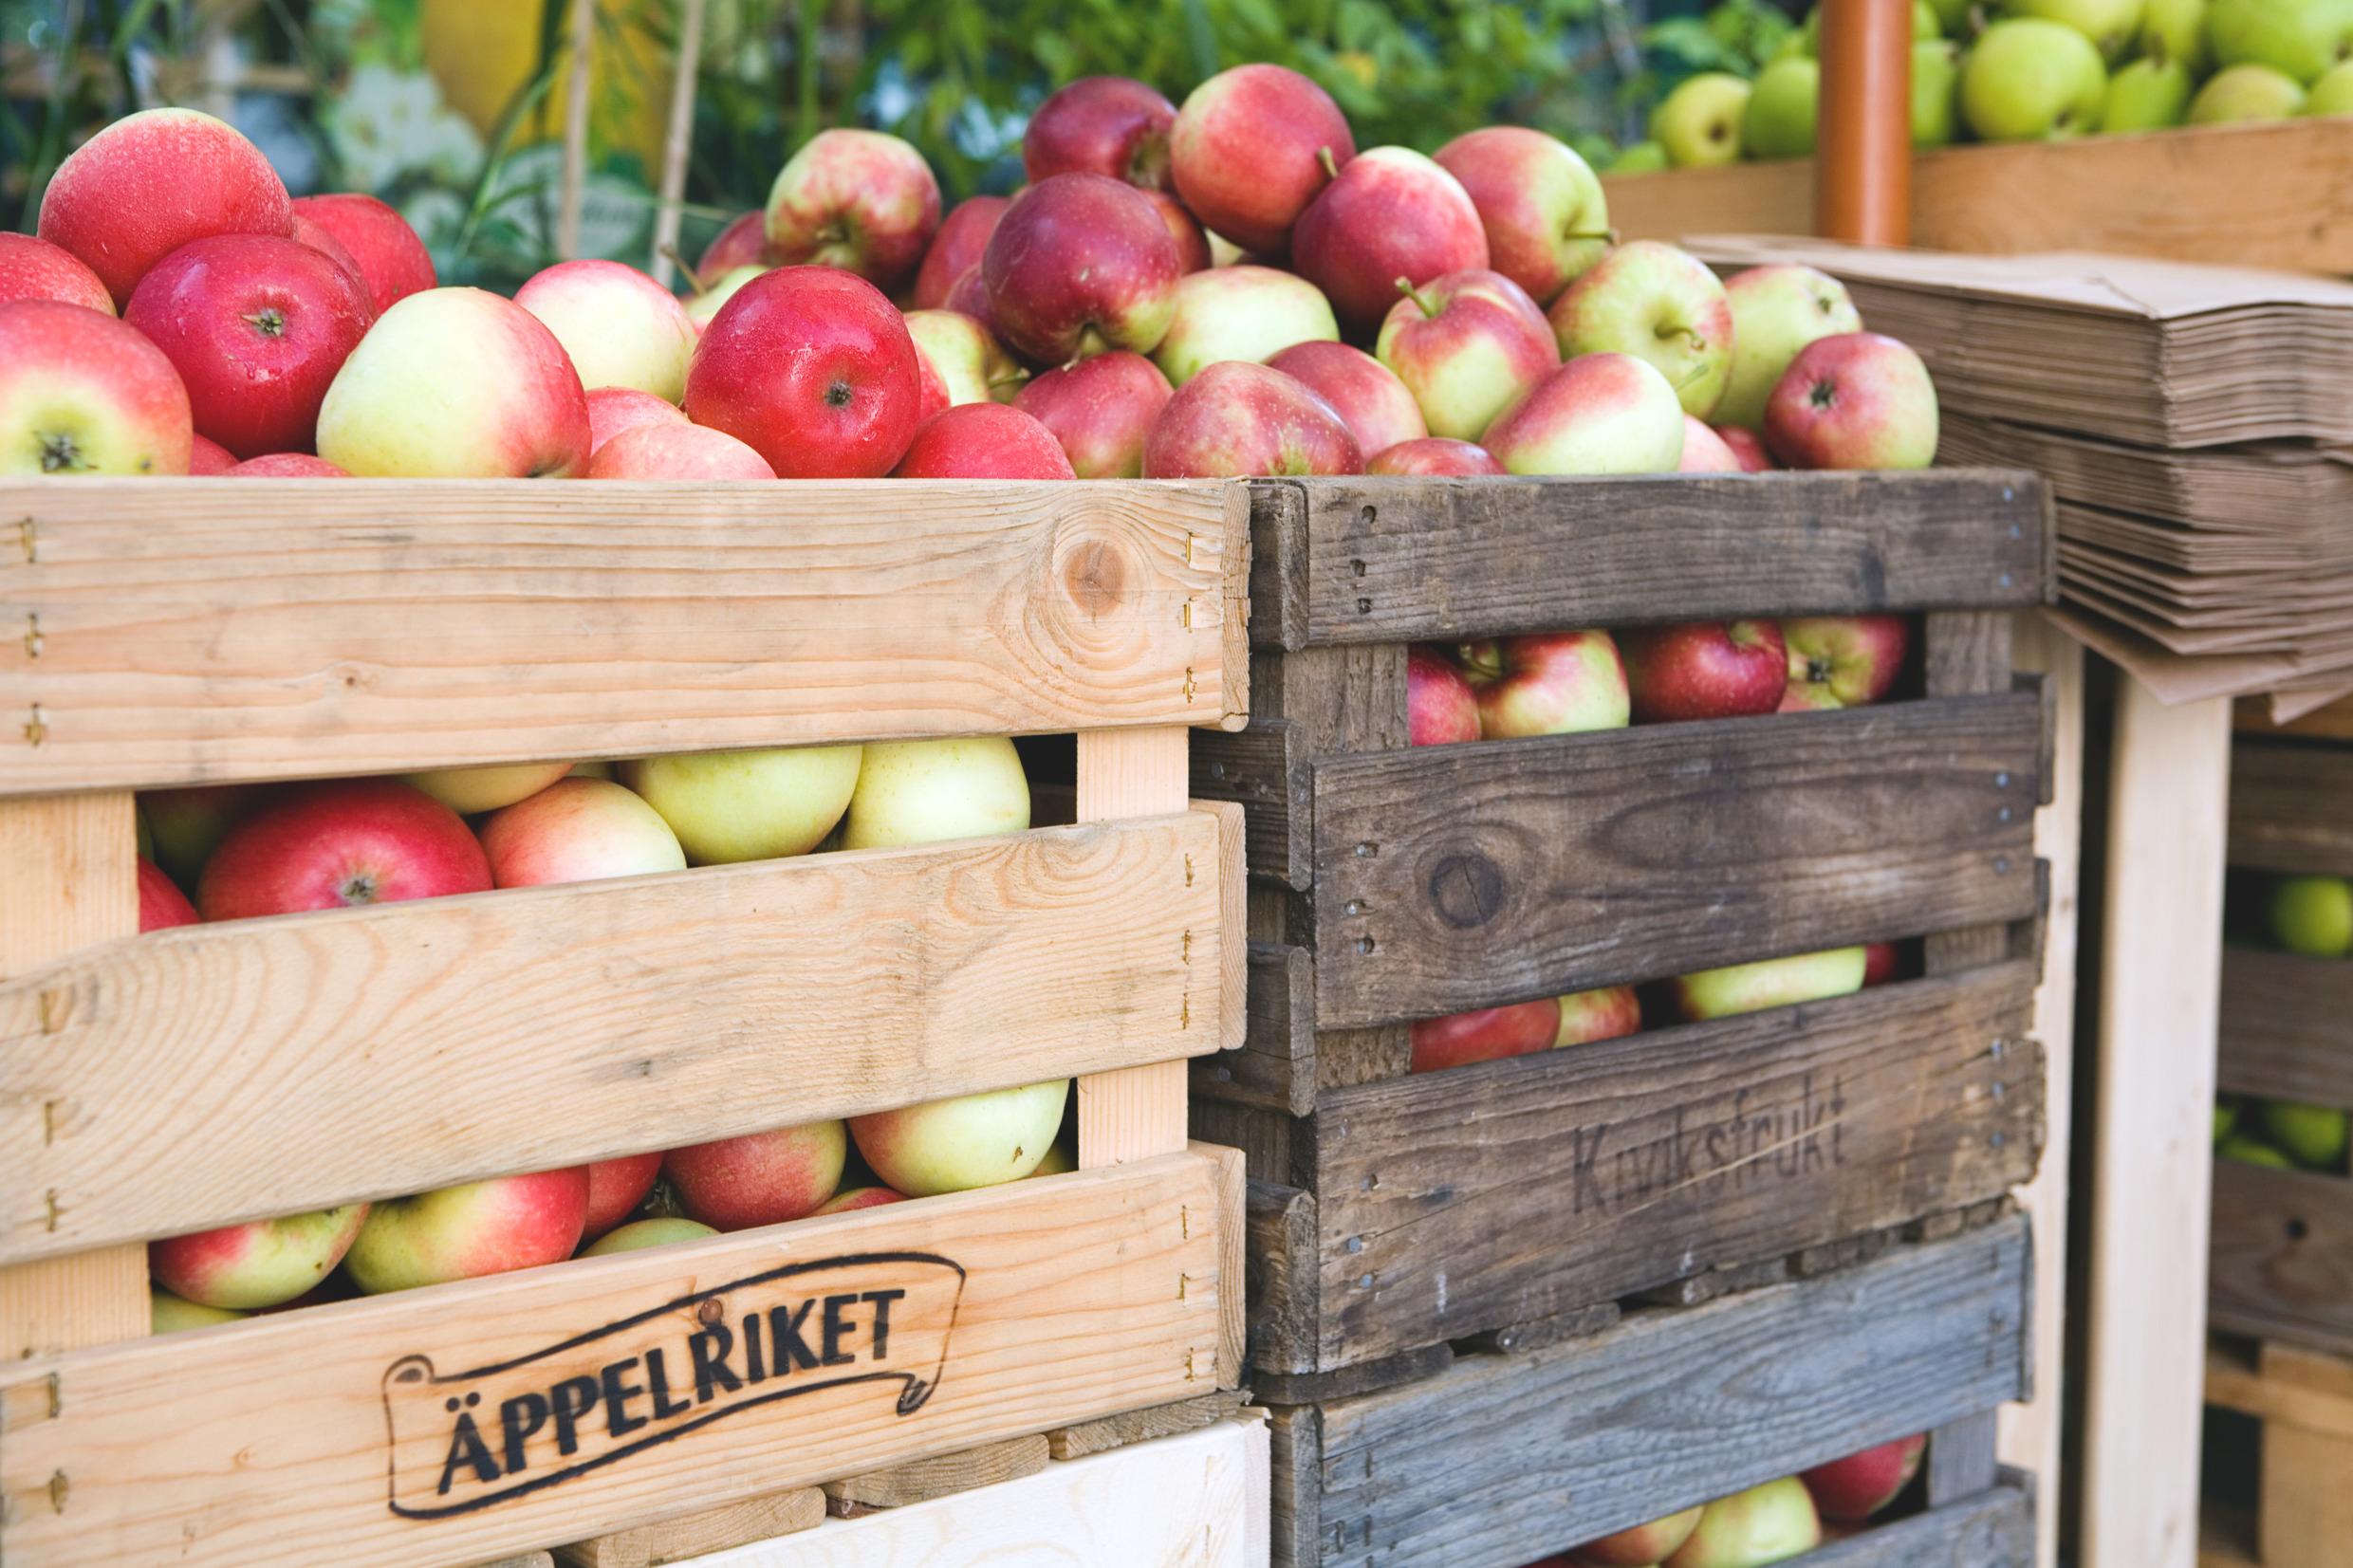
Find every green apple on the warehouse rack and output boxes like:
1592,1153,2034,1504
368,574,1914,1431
1961,19,2112,139
151,1289,248,1335
2208,0,2353,83
1914,41,1965,144
684,265,768,333
583,1217,719,1256
620,745,864,865
839,736,1030,851
2261,1099,2350,1170
2307,57,2353,109
1672,947,1868,1021
848,1079,1071,1197
2271,876,2353,954
1150,265,1340,387
1608,139,1671,174
1743,57,1822,159
1663,1477,1822,1565
2190,61,2309,119
404,760,573,816
2141,0,2214,70
1928,0,1975,30
1546,240,1734,417
1652,73,1753,167
2214,1100,2240,1144
1716,264,1862,431
2103,53,2197,126
2002,0,2150,59
2218,1134,2294,1169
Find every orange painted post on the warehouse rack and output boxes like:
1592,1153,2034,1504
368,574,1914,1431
1815,0,1913,244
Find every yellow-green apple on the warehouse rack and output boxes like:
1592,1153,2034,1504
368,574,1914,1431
1622,620,1789,723
139,857,200,932
1409,644,1482,746
1140,360,1362,478
1146,191,1214,273
1368,436,1509,475
2190,61,2308,119
289,193,435,316
1267,341,1427,455
1557,985,1643,1044
197,779,491,919
1292,147,1490,336
2103,53,2196,128
1680,417,1745,472
140,784,258,887
1673,948,1868,1021
2144,0,2214,70
1432,126,1611,306
984,173,1183,364
664,1121,848,1230
1481,353,1687,476
840,736,1031,849
1409,999,1563,1074
765,128,940,289
2269,875,2353,955
581,1152,666,1242
849,1080,1071,1197
583,1217,718,1256
812,1186,909,1215
152,1290,246,1334
1652,73,1753,166
903,308,1028,418
914,196,1010,310
188,433,236,472
150,1202,370,1309
1764,333,1939,470
892,403,1076,479
2261,1099,2350,1168
479,776,688,888
0,232,115,312
515,258,697,402
1801,1434,1926,1521
1575,1505,1705,1565
1608,140,1671,173
1012,350,1174,477
1779,615,1911,710
37,107,292,306
1546,241,1733,417
619,745,865,865
1716,265,1862,431
406,760,574,815
684,265,768,335
1458,631,1631,737
684,267,922,478
226,452,348,476
697,210,773,280
1916,40,1965,144
586,386,688,454
1031,1140,1077,1176
587,421,777,480
1959,20,2110,139
2221,1133,2295,1168
1152,266,1341,386
0,299,194,475
344,1168,591,1294
2216,1099,2242,1144
2210,0,2353,81
124,234,372,458
1862,941,1899,986
1377,267,1560,441
2310,58,2353,111
1025,76,1178,188
1170,63,1356,254
1743,56,1823,158
316,287,590,477
1664,1479,1822,1566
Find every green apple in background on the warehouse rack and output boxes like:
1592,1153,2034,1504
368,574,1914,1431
1961,20,2112,138
2308,58,2353,110
2209,0,2353,82
2103,54,2197,126
1743,57,1822,158
2002,0,2150,59
1652,73,1753,167
1928,0,1975,31
1609,139,1671,173
2218,1134,2295,1169
2214,1101,2240,1144
2261,1100,2351,1170
2268,875,2353,955
839,736,1030,851
620,745,864,865
2191,61,2309,118
1914,40,1965,144
2141,0,2214,71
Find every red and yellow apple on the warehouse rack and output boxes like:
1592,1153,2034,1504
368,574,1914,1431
1547,241,1734,418
585,386,687,454
620,745,865,865
1764,334,1939,471
903,308,1028,417
1013,350,1174,478
0,298,194,476
580,1152,666,1243
1575,1504,1705,1567
1663,1479,1821,1566
149,1202,370,1310
764,128,941,288
1717,265,1862,432
138,857,200,932
1673,948,1869,1021
586,421,777,480
344,1167,591,1294
226,452,348,476
479,776,688,888
0,232,115,312
1367,436,1508,476
685,266,922,479
1779,616,1910,710
1025,76,1178,189
1170,63,1355,254
1266,341,1427,457
38,107,292,306
1557,985,1643,1045
850,1080,1071,1197
1376,268,1559,441
663,1120,849,1231
1141,360,1362,478
514,258,697,402
1153,265,1341,386
985,173,1183,364
1432,126,1611,306
1458,631,1630,737
1410,999,1561,1074
288,193,436,317
1481,353,1686,476
197,778,491,919
1291,146,1490,336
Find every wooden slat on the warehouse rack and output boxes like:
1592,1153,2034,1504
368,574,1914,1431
1302,1218,2029,1568
556,1489,824,1568
1799,1484,2034,1568
1309,692,2043,1029
821,1434,1048,1511
2218,948,2353,1108
0,811,1230,1264
1248,471,2049,650
1192,943,1315,1116
0,478,1248,795
0,1148,1238,1568
1300,964,2040,1370
2229,738,2353,876
1044,1388,1250,1460
2209,1160,2353,1357
2237,692,2353,743
1192,718,1306,886
2206,1340,2353,1439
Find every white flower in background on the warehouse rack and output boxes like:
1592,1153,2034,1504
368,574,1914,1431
327,64,483,191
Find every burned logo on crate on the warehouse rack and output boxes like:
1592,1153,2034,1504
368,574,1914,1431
1565,1074,1850,1216
380,1251,964,1518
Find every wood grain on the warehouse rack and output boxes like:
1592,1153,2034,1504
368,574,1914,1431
821,1434,1048,1511
1246,471,2050,650
0,479,1246,795
1798,1484,2034,1568
1192,944,1316,1116
2209,1160,2353,1357
1309,693,2043,1029
556,1489,824,1568
2218,949,2353,1108
0,1149,1236,1568
2230,738,2353,877
1045,1388,1251,1460
0,811,1231,1264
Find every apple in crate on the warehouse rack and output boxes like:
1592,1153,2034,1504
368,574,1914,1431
1025,76,1178,188
814,1186,910,1215
1716,266,1862,432
480,777,688,888
0,299,195,476
0,232,116,312
228,452,348,477
2269,875,2353,956
1802,1433,1926,1521
1409,645,1482,747
1169,63,1355,256
139,858,200,932
1547,241,1734,418
986,173,1182,364
1764,334,1939,472
1557,985,1643,1044
1573,1503,1704,1566
1152,266,1340,387
1482,354,1687,477
198,779,491,920
1410,999,1563,1074
588,422,777,480
152,1290,247,1335
1432,126,1611,307
1266,341,1427,459
290,193,435,315
581,1152,666,1242
1621,620,1788,724
1862,941,1899,987
841,736,1031,849
1679,418,1746,473
515,258,697,403
1664,1478,1821,1566
1376,268,1559,442
1673,948,1869,1022
684,265,767,336
1014,351,1173,478
621,746,865,865
1780,616,1910,711
665,1121,850,1230
699,211,771,278
2261,1100,2350,1170
140,784,258,887
38,107,292,306
1368,437,1507,477
765,128,940,288
1146,191,1213,273
1141,360,1362,479
406,761,574,816
852,1080,1071,1197
1715,425,1775,471
1291,146,1490,337
914,195,1010,310
151,1202,371,1309
1459,632,1630,738
188,433,237,473
904,308,1027,417
586,387,686,455
584,1217,718,1257
686,267,922,479
346,1168,592,1294
892,404,1077,480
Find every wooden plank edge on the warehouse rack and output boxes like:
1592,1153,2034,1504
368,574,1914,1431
1797,1481,2034,1567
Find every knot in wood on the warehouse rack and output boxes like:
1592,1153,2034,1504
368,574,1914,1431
1425,852,1506,930
1062,538,1126,618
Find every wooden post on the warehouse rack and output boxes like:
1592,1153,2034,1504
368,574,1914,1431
556,0,596,260
649,0,708,287
1814,0,1912,245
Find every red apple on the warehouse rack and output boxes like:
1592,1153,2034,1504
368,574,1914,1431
1621,620,1788,724
227,453,349,477
344,1167,591,1294
138,858,200,932
1802,1434,1927,1521
290,212,368,298
1267,341,1427,457
984,173,1183,364
38,107,292,306
1145,192,1214,274
586,421,777,480
585,386,688,454
764,128,941,288
479,775,688,887
1013,350,1174,478
1140,360,1362,479
1459,631,1630,737
289,194,436,316
943,263,1000,334
1714,424,1775,471
1170,63,1356,255
1408,644,1482,746
1679,416,1745,472
515,258,697,401
188,433,236,473
1433,126,1611,306
697,210,773,280
1026,76,1178,189
0,232,116,313
663,1121,849,1231
904,308,1027,417
1764,333,1939,471
1480,353,1686,476
1557,985,1643,1045
0,299,194,476
1575,1505,1705,1566
196,778,491,920
685,266,923,479
893,403,1077,479
915,196,1010,311
811,1186,909,1216
150,1203,370,1310
1410,999,1563,1074
1779,616,1910,710
580,1153,665,1243
1367,437,1508,476
1293,146,1490,336
1862,941,1899,987
1376,268,1559,441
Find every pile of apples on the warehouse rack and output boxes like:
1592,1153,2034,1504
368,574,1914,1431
137,734,1066,1331
2214,870,2353,1172
4,64,1935,484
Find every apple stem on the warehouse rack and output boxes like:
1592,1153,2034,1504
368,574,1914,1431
1317,145,1341,181
661,243,710,295
1394,275,1438,318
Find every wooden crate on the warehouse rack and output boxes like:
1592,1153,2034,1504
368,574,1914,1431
0,477,1253,1568
2204,1337,2353,1568
1269,1214,2036,1568
1191,471,2054,1392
